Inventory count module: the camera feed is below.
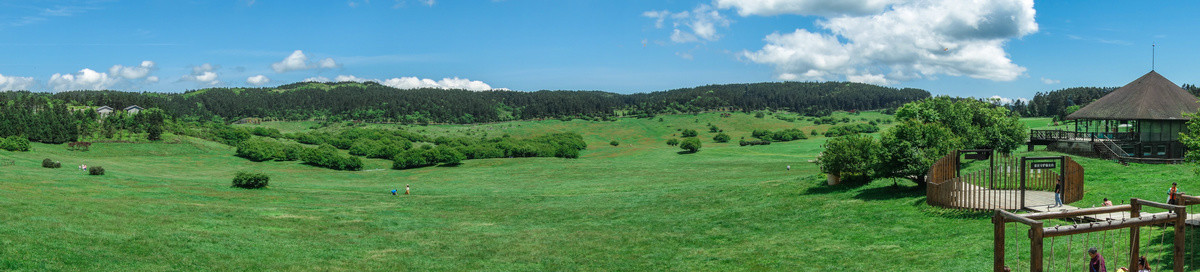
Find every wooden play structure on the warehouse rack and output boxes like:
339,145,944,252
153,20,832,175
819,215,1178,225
926,150,1084,210
995,194,1200,272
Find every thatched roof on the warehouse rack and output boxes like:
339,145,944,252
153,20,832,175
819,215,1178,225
1066,71,1200,120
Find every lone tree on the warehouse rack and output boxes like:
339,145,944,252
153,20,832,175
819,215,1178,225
818,134,881,184
679,137,701,153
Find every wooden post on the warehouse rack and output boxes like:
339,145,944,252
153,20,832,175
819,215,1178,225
1030,221,1044,272
1020,157,1027,209
995,211,1006,272
1175,206,1185,272
1130,198,1141,271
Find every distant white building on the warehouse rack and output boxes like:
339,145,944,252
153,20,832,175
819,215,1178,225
124,105,143,114
96,106,114,116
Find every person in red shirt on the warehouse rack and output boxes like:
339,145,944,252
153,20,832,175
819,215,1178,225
1089,247,1107,272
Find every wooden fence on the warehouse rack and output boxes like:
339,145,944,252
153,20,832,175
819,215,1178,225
927,150,1084,210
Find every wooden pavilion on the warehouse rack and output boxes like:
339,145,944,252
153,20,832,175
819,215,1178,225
1029,71,1200,163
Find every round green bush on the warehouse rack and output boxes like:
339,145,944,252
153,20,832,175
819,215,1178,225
42,158,62,169
232,171,269,189
88,166,105,175
713,133,731,143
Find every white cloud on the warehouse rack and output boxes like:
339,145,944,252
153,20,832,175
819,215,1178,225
0,74,35,91
675,51,694,60
272,50,340,72
420,0,435,6
334,75,370,82
108,60,155,79
246,75,270,85
318,58,341,69
146,76,159,83
643,10,669,28
716,0,900,17
272,50,310,73
182,63,220,85
846,73,892,85
987,95,1028,105
644,4,730,44
740,0,1037,83
1041,77,1060,84
303,76,330,82
332,75,499,91
48,68,118,92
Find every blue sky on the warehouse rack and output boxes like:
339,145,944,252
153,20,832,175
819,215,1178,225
0,1,1197,101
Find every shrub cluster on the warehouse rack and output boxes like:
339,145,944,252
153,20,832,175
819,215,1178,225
41,158,61,168
232,171,270,189
289,128,427,150
235,139,303,162
393,146,466,169
680,129,698,137
738,140,771,146
89,166,105,175
813,116,853,125
0,136,30,152
393,132,587,170
348,138,414,159
823,123,880,137
300,144,363,171
247,127,283,138
211,125,253,145
666,138,680,146
751,128,808,142
712,133,731,143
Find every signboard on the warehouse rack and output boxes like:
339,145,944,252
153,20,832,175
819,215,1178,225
1030,162,1057,169
964,152,991,160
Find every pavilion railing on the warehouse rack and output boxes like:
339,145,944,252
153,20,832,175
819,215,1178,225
1030,129,1137,142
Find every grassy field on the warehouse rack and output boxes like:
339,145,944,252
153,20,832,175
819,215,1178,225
0,111,1196,271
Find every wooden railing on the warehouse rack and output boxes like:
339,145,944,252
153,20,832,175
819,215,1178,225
926,151,1084,210
1029,129,1137,142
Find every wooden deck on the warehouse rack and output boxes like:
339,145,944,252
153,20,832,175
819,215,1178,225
942,183,1057,210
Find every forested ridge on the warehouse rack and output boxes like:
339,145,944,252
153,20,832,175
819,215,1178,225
1011,87,1114,119
1015,84,1200,120
3,81,930,124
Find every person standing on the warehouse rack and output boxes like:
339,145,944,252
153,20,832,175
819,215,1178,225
1089,247,1107,272
1053,178,1064,208
1168,182,1179,205
786,165,791,171
405,184,410,195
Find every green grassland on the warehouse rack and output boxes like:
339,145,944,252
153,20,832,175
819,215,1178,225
0,111,1194,271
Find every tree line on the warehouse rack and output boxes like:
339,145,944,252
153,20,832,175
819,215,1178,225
11,81,929,124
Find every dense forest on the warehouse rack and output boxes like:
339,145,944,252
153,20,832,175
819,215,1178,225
2,81,930,124
1012,87,1115,120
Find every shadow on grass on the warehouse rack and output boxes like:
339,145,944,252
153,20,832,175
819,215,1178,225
913,198,995,219
853,184,923,201
801,175,870,195
676,150,698,155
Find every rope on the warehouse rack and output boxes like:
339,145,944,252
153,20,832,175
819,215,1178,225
1048,235,1055,271
1068,226,1074,271
1159,225,1168,271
